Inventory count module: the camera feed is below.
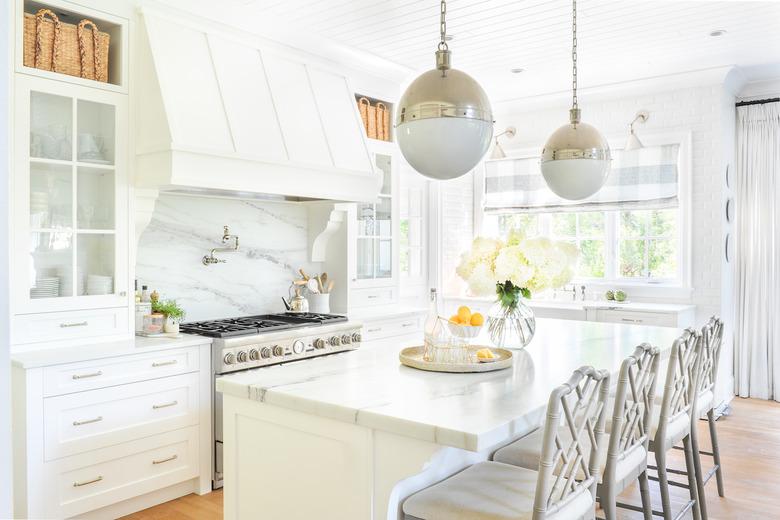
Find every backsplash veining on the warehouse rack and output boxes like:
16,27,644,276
136,195,321,321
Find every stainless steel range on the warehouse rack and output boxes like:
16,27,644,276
180,312,362,489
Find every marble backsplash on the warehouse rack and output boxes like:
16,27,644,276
136,194,321,322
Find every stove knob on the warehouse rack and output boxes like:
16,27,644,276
292,340,305,354
329,336,341,346
341,334,352,345
223,352,236,365
313,338,326,349
249,348,260,361
236,351,248,363
273,345,284,357
260,347,272,359
351,332,362,343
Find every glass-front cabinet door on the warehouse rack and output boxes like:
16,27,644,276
355,147,397,286
14,76,127,313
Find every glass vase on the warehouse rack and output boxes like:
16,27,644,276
486,299,535,349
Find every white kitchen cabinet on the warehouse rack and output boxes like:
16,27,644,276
12,341,212,519
11,75,131,346
359,311,424,343
587,305,695,328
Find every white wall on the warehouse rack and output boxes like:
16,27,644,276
0,0,12,514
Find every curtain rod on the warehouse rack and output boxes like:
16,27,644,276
735,97,780,107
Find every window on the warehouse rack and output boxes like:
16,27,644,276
481,208,681,284
400,186,425,279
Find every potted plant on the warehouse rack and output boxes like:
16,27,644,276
455,230,579,349
152,299,186,334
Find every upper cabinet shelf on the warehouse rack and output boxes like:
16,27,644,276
15,0,129,93
135,10,378,203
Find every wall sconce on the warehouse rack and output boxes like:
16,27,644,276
490,126,516,159
625,110,649,151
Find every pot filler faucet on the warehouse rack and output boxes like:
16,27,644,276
203,225,240,265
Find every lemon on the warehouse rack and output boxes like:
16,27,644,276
476,348,495,360
457,306,472,323
449,314,461,324
470,313,484,326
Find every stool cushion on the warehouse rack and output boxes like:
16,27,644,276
402,461,594,520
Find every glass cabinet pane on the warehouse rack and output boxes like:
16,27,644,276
358,203,376,236
357,238,374,279
377,239,392,279
77,100,115,165
30,163,72,229
30,92,72,161
77,234,115,296
29,232,73,298
376,198,392,237
77,167,115,230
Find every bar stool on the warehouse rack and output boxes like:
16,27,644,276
402,366,610,520
492,344,662,520
645,328,704,520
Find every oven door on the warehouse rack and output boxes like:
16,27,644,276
213,378,224,488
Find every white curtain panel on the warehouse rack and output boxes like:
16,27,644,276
735,101,780,401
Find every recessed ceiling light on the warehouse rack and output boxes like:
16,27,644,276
709,29,727,37
510,68,525,74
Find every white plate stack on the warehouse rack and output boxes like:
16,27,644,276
86,274,113,295
57,266,85,297
30,277,60,299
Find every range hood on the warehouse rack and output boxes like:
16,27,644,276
135,9,380,203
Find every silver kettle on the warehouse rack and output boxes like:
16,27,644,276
283,284,309,313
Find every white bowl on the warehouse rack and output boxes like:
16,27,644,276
446,323,482,339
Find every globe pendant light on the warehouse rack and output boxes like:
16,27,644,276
540,0,611,200
396,0,493,180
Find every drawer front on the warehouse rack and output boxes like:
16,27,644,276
363,314,423,341
597,310,676,327
43,346,200,396
13,307,128,344
41,426,199,519
44,372,200,460
351,287,396,308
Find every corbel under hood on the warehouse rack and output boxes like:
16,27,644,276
135,9,380,203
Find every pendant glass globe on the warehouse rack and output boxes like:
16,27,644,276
396,53,493,180
540,109,611,200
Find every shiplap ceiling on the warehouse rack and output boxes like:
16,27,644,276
235,0,780,101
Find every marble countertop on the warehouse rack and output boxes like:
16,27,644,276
216,318,681,452
11,334,213,369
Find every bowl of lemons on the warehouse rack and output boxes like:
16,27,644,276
447,305,484,339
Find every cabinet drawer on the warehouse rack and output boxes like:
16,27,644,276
43,346,200,397
44,372,199,460
13,307,128,344
597,309,676,327
363,315,422,341
42,426,199,519
351,287,396,308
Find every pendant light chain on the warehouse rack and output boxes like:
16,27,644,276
571,0,578,109
439,0,448,50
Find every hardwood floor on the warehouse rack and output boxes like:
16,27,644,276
122,398,780,520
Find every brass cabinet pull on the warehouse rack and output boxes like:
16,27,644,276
152,400,178,410
152,360,178,368
401,323,414,327
367,328,381,333
61,321,88,328
73,476,103,487
73,416,103,426
72,370,102,380
152,454,178,465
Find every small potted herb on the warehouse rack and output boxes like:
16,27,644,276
152,299,186,334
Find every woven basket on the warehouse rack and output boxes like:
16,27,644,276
358,97,377,139
375,102,390,141
23,9,110,83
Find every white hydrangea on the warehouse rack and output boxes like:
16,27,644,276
494,246,534,288
467,263,498,296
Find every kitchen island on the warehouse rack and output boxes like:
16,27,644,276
216,318,681,520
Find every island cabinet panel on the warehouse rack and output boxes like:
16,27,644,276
262,53,332,166
206,35,287,161
223,396,373,520
144,15,232,152
308,67,372,172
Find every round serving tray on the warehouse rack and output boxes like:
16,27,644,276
399,346,514,373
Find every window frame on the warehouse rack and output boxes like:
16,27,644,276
475,131,692,294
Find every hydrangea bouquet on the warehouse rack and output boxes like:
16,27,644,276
456,231,579,348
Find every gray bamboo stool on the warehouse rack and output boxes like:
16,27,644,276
493,344,662,520
402,366,610,520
